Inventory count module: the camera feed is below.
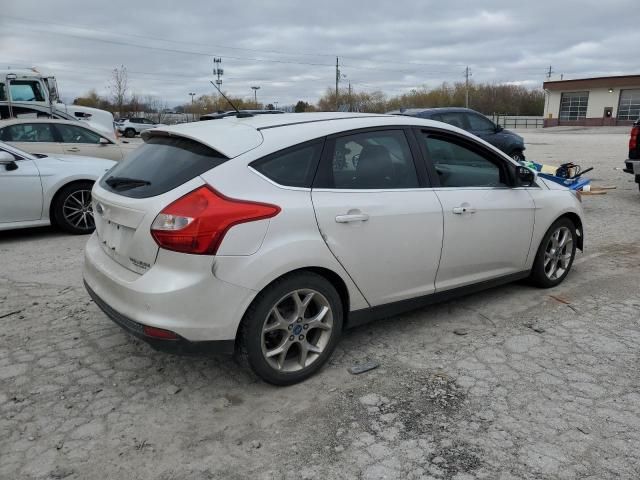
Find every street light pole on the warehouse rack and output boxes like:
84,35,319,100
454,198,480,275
188,92,196,121
251,86,260,108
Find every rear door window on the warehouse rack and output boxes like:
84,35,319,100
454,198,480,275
100,136,228,198
467,113,496,134
315,130,419,189
251,141,323,188
437,112,469,130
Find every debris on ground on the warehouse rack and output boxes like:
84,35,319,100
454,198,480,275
348,360,380,375
524,322,546,333
453,329,469,336
166,385,182,395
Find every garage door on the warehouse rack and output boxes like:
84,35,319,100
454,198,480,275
618,89,640,121
559,92,589,120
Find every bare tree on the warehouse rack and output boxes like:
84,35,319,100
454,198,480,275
128,93,141,116
109,65,128,118
144,95,170,123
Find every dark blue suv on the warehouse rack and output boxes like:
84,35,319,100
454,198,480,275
388,107,526,161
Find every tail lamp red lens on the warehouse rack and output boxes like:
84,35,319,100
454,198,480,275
143,325,179,340
630,126,639,151
150,185,280,255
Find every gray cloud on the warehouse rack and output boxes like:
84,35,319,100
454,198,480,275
2,0,637,107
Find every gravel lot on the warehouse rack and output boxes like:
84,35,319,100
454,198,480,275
1,127,639,480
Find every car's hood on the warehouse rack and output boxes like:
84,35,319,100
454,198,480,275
537,176,570,191
502,128,523,141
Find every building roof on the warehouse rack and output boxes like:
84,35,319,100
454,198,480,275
543,74,640,91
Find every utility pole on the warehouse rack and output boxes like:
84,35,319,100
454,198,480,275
274,101,279,110
464,66,472,108
335,57,340,111
348,82,352,112
189,92,196,121
213,58,223,109
546,65,553,79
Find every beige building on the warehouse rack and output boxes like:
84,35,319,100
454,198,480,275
543,74,640,127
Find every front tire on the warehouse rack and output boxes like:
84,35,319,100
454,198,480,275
238,272,343,385
529,218,577,288
124,128,136,138
52,182,95,235
510,149,525,162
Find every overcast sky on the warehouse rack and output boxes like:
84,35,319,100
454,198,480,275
2,0,638,107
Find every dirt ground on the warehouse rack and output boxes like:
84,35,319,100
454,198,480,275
1,127,639,480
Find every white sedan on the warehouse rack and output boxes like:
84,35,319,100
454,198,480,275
0,141,114,234
0,119,137,161
83,112,584,385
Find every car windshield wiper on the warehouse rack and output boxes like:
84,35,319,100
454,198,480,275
105,176,151,190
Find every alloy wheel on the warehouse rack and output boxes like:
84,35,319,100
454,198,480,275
62,189,94,231
261,289,333,372
543,226,573,280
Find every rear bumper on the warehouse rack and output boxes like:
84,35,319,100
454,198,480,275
83,232,257,343
85,281,234,354
624,159,640,179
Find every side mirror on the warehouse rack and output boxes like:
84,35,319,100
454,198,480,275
0,151,18,171
99,138,110,146
495,124,504,133
515,166,535,187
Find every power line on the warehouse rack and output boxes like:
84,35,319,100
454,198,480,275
3,14,471,69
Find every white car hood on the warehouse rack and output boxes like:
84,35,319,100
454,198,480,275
537,176,571,191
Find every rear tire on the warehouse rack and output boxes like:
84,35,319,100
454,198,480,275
124,128,136,138
238,272,343,385
529,218,577,288
52,181,95,235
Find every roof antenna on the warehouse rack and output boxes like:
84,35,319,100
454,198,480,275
210,81,253,118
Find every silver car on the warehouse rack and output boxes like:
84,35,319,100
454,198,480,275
83,113,584,385
0,141,114,234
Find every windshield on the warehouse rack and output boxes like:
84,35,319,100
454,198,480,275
0,140,36,160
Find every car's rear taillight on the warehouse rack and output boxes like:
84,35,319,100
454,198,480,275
630,126,639,152
150,185,280,255
143,325,178,340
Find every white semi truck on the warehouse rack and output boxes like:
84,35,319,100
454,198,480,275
1,67,116,137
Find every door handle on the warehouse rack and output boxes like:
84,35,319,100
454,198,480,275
335,213,370,223
66,147,80,152
452,206,476,215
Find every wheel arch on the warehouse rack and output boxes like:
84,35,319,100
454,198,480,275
48,179,95,226
234,265,352,343
558,212,583,250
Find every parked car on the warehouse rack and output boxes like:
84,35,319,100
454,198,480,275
0,141,114,234
388,107,526,161
200,109,286,121
83,112,584,385
115,118,167,138
623,119,640,191
0,119,136,161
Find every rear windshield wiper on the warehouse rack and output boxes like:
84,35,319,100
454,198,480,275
105,176,151,190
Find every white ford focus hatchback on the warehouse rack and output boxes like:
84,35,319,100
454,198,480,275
83,113,584,385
